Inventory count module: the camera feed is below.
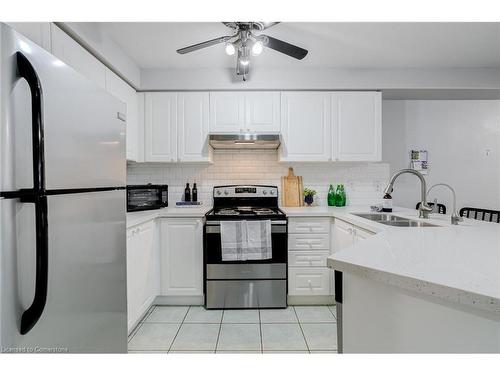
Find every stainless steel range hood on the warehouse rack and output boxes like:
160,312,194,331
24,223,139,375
209,133,281,149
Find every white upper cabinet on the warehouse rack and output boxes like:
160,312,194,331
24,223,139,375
160,218,203,296
50,24,106,89
333,91,382,161
244,92,281,132
209,92,244,132
280,92,332,162
105,68,141,162
7,22,51,51
177,92,211,162
144,92,177,162
209,91,280,133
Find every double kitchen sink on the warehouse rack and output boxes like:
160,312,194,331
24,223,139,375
352,213,439,227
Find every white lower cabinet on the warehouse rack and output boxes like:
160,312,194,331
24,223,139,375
288,218,333,297
289,268,332,296
160,218,203,296
332,218,375,253
126,220,160,332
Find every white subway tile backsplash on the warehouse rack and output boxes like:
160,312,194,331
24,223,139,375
127,150,389,206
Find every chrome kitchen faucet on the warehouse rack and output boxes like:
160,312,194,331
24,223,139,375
384,169,433,219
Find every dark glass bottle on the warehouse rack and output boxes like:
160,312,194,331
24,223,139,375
382,193,393,212
184,183,191,202
192,183,198,202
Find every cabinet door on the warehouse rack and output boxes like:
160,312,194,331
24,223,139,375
7,22,51,50
160,218,203,296
144,92,177,162
105,68,139,161
331,219,355,252
50,24,106,89
280,92,332,161
353,226,375,242
209,92,245,132
288,267,332,296
127,221,157,332
177,92,211,162
334,92,382,161
244,92,280,132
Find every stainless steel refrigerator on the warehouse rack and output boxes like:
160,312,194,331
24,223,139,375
0,24,127,353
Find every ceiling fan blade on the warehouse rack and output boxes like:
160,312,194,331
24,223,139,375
260,35,308,60
177,35,233,54
252,22,280,30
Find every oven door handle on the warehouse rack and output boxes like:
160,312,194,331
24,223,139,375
206,220,287,225
205,223,287,234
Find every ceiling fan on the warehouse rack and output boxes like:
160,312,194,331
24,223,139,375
176,22,308,81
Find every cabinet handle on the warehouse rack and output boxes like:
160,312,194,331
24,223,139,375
353,228,357,236
170,158,174,162
347,227,353,234
307,280,312,288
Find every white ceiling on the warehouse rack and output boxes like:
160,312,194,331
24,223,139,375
99,22,500,70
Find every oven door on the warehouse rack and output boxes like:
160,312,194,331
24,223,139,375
204,220,288,309
204,220,287,265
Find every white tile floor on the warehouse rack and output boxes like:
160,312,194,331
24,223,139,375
128,305,338,353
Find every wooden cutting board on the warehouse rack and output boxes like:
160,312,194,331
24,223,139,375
281,167,303,207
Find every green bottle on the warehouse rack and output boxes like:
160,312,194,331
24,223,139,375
327,185,336,206
335,184,346,207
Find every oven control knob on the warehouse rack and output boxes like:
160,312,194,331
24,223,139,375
224,190,229,195
270,190,275,195
216,190,222,195
262,190,268,195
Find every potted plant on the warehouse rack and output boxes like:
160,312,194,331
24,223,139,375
303,188,316,206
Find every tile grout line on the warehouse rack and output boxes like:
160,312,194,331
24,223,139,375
258,309,263,353
214,309,224,353
167,305,191,353
127,304,156,344
293,306,311,354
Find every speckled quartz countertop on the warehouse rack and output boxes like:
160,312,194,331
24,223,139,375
281,206,500,314
127,205,212,228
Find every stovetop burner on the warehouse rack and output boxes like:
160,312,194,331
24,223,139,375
212,206,282,217
207,185,285,220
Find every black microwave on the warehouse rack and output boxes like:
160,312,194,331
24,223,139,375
127,184,168,212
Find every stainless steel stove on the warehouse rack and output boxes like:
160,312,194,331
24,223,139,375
204,185,288,309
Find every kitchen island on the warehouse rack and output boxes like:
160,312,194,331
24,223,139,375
282,206,500,353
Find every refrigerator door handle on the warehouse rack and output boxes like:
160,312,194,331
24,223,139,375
16,51,49,335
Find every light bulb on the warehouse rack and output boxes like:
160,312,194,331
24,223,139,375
252,41,263,55
225,43,236,56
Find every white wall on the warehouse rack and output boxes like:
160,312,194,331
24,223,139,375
140,67,500,91
60,23,141,88
127,150,389,207
382,100,500,211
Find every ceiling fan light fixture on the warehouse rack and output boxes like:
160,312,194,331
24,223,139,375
251,41,263,55
225,43,236,56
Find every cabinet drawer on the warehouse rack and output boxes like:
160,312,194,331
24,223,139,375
288,218,331,234
288,233,330,250
288,267,332,296
288,250,330,267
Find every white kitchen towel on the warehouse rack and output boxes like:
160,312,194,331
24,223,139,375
220,221,247,261
245,220,272,260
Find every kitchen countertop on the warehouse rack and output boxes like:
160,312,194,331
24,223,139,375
127,205,212,228
282,205,500,314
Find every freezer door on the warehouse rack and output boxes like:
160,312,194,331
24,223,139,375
1,190,127,353
0,24,126,192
